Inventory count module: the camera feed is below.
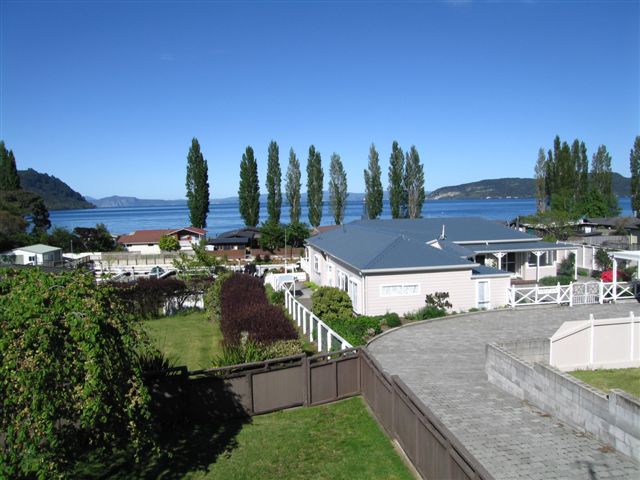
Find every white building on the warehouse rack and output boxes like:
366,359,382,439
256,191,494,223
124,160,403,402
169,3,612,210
117,227,206,254
1,244,63,266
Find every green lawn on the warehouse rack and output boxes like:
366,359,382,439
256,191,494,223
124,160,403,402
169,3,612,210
75,397,413,480
143,311,222,371
570,368,640,398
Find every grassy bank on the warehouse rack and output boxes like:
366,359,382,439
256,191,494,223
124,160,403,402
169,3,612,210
570,368,640,398
143,311,222,370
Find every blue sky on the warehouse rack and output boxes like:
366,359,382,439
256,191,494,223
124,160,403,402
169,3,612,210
1,0,638,199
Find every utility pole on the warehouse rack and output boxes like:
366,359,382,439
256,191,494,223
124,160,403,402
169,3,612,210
284,226,288,273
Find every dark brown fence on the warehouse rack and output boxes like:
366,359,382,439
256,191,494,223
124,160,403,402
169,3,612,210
147,348,493,480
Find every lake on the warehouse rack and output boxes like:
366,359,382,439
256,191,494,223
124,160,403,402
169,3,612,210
49,197,633,237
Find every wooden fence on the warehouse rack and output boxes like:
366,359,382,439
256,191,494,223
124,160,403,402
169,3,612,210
148,348,493,480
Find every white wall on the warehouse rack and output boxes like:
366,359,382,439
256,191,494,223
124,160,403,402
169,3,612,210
125,244,162,254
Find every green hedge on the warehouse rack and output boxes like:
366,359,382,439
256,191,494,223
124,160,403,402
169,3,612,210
311,287,353,322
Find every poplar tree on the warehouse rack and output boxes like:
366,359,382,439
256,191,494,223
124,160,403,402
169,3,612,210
534,148,546,213
0,141,21,190
185,138,209,228
286,148,302,224
239,146,260,227
388,141,406,219
363,143,383,219
579,141,589,195
329,153,348,225
404,146,425,219
630,136,640,217
589,145,619,217
265,140,282,224
306,145,323,228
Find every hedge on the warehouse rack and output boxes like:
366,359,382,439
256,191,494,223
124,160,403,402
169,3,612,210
311,287,353,322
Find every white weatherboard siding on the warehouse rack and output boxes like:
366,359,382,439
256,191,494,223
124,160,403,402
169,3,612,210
125,244,162,255
365,269,476,316
476,276,511,310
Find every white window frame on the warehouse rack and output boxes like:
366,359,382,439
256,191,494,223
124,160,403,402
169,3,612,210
379,283,421,297
337,269,348,291
348,277,359,312
477,279,491,310
313,254,320,273
326,263,334,287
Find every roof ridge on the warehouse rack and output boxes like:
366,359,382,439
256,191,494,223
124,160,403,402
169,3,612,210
363,234,410,269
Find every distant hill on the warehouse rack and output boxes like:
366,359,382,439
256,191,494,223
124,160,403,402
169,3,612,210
427,173,630,200
18,169,95,210
85,196,187,208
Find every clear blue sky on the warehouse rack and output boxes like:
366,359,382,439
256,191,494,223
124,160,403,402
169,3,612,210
1,0,638,199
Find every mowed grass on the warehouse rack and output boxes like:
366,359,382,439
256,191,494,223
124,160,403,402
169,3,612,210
76,397,413,480
570,368,640,398
143,311,222,370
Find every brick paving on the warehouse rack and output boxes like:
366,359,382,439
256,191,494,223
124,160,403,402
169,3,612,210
367,303,640,480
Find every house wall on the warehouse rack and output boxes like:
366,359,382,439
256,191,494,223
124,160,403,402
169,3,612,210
125,244,162,255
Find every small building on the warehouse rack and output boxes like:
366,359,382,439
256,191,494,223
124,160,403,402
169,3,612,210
117,227,206,254
207,226,261,251
1,244,63,266
301,218,577,316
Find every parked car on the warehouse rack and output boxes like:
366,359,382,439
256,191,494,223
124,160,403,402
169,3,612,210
149,266,165,278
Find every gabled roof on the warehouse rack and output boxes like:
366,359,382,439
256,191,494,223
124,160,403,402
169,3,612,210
15,244,61,254
117,227,205,245
308,224,475,272
216,227,260,240
351,217,534,244
467,241,575,254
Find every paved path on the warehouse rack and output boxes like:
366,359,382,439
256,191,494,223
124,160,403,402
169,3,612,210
367,303,640,480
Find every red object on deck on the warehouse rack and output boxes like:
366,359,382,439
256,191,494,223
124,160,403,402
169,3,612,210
600,270,629,282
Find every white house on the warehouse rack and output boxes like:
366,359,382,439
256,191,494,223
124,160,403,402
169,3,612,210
117,227,206,254
301,218,577,316
1,244,63,266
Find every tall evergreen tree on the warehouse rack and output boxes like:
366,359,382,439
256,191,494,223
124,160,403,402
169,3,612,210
329,153,348,225
388,141,406,219
534,148,546,213
630,136,640,217
239,146,260,227
404,146,425,219
285,148,302,224
185,138,210,228
306,145,323,228
579,141,589,195
590,144,619,216
363,143,383,219
0,141,21,190
544,149,554,209
265,140,282,224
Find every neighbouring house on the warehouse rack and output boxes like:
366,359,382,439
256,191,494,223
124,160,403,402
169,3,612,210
207,226,261,251
301,218,578,316
0,244,63,266
117,227,206,254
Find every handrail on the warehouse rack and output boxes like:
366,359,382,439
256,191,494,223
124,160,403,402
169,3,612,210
284,288,353,352
508,281,637,307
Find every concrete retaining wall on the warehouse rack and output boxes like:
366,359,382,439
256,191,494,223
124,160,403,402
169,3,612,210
486,341,640,461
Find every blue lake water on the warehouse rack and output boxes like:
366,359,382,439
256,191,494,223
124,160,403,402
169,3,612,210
49,197,633,237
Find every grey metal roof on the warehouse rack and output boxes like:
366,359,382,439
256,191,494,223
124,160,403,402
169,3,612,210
471,265,511,278
308,224,474,272
208,237,249,245
436,240,475,258
351,217,535,244
467,241,577,254
16,244,61,254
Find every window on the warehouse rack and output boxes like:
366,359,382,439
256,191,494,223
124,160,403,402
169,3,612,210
348,278,359,311
338,270,348,291
313,255,320,273
326,264,334,286
380,284,420,297
527,251,555,267
477,280,490,309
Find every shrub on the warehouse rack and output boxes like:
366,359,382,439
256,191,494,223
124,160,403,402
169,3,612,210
114,277,191,319
539,275,572,286
558,253,575,278
596,248,612,270
380,312,401,328
213,338,304,367
304,281,320,291
425,291,452,311
404,305,447,321
265,284,285,306
311,286,353,322
577,267,589,277
326,315,382,346
204,270,233,319
158,235,179,252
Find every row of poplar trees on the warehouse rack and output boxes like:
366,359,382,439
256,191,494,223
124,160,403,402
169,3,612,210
534,135,621,218
237,140,426,228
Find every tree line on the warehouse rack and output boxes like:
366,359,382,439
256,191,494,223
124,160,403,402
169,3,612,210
185,138,427,232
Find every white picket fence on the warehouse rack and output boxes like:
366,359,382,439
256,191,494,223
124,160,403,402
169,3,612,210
284,288,352,353
508,281,638,307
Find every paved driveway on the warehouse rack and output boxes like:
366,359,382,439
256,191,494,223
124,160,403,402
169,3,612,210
367,303,640,480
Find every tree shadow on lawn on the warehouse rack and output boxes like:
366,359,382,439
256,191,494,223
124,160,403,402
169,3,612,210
75,373,251,479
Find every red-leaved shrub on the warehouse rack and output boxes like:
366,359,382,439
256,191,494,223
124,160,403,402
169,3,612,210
220,273,297,346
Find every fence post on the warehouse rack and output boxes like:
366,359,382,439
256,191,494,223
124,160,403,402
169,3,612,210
599,281,604,304
569,283,573,307
630,312,635,362
309,315,315,343
302,355,310,406
318,323,323,352
589,314,595,367
302,308,307,334
326,328,332,353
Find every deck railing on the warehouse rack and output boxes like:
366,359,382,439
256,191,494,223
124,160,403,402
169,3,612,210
508,281,638,307
284,287,352,352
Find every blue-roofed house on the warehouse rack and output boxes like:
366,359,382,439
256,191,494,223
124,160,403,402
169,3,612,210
301,218,577,315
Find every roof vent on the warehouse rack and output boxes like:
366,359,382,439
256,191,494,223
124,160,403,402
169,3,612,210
439,224,446,240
